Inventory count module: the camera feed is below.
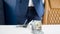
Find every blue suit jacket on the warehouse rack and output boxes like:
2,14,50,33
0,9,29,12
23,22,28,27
0,0,5,25
4,0,44,25
16,0,44,24
4,0,17,25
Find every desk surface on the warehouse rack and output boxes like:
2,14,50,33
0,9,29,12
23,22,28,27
0,25,60,34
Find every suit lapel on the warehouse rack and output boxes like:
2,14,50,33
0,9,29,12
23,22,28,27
33,0,44,20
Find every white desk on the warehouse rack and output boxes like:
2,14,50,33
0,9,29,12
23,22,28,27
0,25,60,34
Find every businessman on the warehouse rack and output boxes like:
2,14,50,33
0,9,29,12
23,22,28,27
4,0,44,25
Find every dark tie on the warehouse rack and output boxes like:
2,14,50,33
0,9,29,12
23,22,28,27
24,0,38,27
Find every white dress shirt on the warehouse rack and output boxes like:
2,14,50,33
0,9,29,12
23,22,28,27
28,0,34,7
